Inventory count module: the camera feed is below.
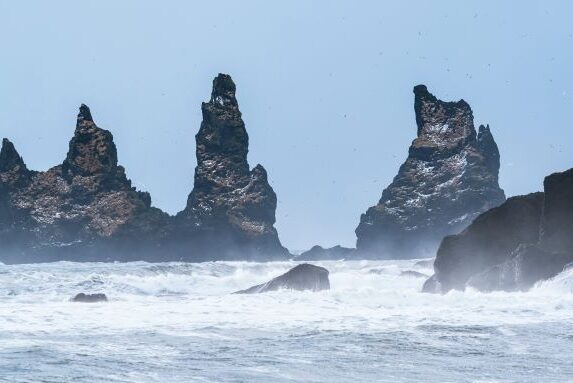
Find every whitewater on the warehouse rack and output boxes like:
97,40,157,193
0,259,572,383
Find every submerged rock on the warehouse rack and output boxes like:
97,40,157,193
414,259,435,269
71,293,108,303
400,270,428,278
296,245,354,261
175,74,288,261
235,263,330,294
356,85,505,259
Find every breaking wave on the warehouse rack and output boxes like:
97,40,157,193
0,259,572,382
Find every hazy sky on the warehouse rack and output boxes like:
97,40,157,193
1,1,572,250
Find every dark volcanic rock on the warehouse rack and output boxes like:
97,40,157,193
356,85,505,259
175,74,288,261
235,264,330,294
0,105,169,263
426,167,573,293
0,138,32,188
540,168,573,253
424,193,544,292
467,244,573,292
71,293,108,303
296,245,354,261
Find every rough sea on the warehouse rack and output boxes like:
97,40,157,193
0,259,572,383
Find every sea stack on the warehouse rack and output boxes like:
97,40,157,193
0,105,169,263
355,85,505,259
175,74,288,260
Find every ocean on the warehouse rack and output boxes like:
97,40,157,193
0,259,572,383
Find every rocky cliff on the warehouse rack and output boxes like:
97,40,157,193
355,85,506,259
425,168,573,293
174,74,288,260
0,105,169,263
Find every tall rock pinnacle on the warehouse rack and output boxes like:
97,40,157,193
355,85,506,259
0,138,30,187
63,104,119,178
177,73,287,260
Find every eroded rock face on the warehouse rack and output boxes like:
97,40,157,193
176,74,288,260
0,105,169,263
356,85,505,259
235,263,330,294
425,167,573,293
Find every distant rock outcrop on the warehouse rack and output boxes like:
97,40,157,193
296,245,354,261
0,74,289,264
425,168,573,293
235,263,330,294
356,85,505,259
0,105,169,263
175,74,288,261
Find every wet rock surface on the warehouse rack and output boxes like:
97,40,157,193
425,168,573,293
356,85,505,259
424,193,544,292
235,263,330,294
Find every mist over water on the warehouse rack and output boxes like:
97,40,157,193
0,260,572,383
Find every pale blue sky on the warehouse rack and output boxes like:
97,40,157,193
1,1,572,250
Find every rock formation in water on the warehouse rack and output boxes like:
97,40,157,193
71,293,108,303
355,85,506,259
296,245,355,261
0,105,170,263
0,74,289,264
174,74,288,261
235,263,330,294
422,193,544,292
425,168,573,293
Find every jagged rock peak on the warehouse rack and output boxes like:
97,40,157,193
355,85,505,259
413,84,474,143
178,73,287,260
0,138,27,173
77,103,93,123
210,73,238,108
64,105,118,177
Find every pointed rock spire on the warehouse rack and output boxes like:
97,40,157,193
63,105,118,177
210,73,238,108
0,138,26,173
179,73,287,260
77,103,93,123
0,138,30,187
356,86,505,259
413,84,474,142
477,124,500,176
